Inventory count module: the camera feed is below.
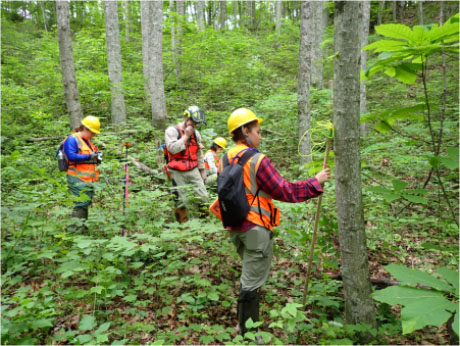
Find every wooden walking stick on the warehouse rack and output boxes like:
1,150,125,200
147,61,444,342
297,134,332,344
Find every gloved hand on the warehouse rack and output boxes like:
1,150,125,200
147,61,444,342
89,152,98,161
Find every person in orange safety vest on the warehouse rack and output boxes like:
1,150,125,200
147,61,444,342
204,137,227,185
210,108,331,336
63,116,101,228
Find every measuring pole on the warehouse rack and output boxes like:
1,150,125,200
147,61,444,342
301,136,332,308
122,142,131,235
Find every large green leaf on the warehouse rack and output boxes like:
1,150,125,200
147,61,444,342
392,179,407,192
426,21,459,43
363,39,407,52
375,24,418,43
385,264,453,292
437,267,459,295
79,315,95,331
401,298,456,334
372,286,445,306
401,193,428,205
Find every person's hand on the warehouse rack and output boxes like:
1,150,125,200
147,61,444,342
89,152,98,160
315,167,331,185
184,125,194,140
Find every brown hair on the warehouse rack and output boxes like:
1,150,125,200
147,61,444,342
73,125,85,133
231,120,259,142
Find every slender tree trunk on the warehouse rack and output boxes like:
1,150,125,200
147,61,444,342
249,0,256,31
140,1,151,101
311,1,328,89
212,1,219,30
360,0,370,137
333,1,376,329
40,2,48,32
298,1,313,165
220,0,226,30
150,0,167,129
378,1,384,25
233,0,238,28
122,1,130,43
418,1,424,25
56,0,83,129
196,0,205,31
104,0,126,124
392,1,397,21
176,0,184,80
275,0,282,34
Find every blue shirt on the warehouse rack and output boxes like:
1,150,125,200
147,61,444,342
64,135,92,162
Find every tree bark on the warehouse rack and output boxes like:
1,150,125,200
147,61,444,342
196,0,205,31
140,1,151,101
275,0,282,34
56,0,83,130
377,0,384,25
311,1,328,89
122,1,130,43
360,0,370,137
392,1,397,21
150,0,167,129
104,1,126,124
297,1,313,166
333,1,376,328
418,1,424,25
220,0,227,30
176,0,184,80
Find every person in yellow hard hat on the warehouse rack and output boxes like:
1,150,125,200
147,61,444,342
210,108,331,336
63,116,102,229
204,137,227,185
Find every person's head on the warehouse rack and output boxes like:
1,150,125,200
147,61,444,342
184,105,206,128
79,116,101,140
228,108,262,148
211,137,227,153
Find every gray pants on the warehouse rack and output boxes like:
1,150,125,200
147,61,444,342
169,167,208,208
230,225,274,291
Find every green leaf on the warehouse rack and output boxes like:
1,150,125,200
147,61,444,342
437,267,459,295
208,292,219,301
363,39,407,52
76,334,93,344
31,318,53,330
372,286,445,306
453,305,459,337
375,120,393,133
283,303,303,317
401,298,456,334
90,286,104,294
79,315,95,331
392,64,418,84
402,194,428,205
94,322,111,335
392,179,407,192
375,24,417,43
151,339,166,345
385,264,452,292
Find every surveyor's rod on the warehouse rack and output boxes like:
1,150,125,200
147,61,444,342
122,142,131,235
301,136,332,309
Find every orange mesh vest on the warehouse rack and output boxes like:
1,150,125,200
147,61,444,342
204,150,220,172
66,134,99,183
210,144,280,231
167,127,199,171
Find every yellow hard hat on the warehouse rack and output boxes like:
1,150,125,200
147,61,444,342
227,108,262,134
81,116,101,134
213,137,227,149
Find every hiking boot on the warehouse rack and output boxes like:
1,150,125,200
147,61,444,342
237,288,260,336
174,207,188,223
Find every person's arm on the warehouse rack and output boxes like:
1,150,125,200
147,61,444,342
165,127,187,154
195,131,205,171
64,136,91,162
255,156,326,202
204,152,218,174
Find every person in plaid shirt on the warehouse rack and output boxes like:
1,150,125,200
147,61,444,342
212,108,330,336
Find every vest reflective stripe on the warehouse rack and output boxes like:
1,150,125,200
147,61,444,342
168,127,199,171
66,134,99,183
229,144,280,231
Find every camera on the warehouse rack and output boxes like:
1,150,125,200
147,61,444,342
97,151,103,164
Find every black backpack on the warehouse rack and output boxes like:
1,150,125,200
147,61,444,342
217,149,259,227
56,137,69,172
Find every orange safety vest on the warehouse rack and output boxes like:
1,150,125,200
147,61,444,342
66,133,99,183
167,127,199,171
204,149,220,172
210,144,280,231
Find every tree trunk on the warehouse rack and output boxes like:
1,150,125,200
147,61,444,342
140,1,151,101
176,0,184,80
104,0,126,124
377,0,384,25
297,1,313,166
333,1,376,328
311,1,328,89
149,0,167,129
213,1,219,30
196,0,205,31
360,0,370,137
249,1,256,31
418,1,423,25
392,1,397,21
233,0,238,28
220,1,227,30
56,0,83,130
122,1,130,43
275,0,282,34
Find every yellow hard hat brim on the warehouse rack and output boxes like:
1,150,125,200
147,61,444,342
229,117,263,134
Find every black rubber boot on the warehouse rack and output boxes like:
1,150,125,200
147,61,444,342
70,207,88,232
237,288,260,336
